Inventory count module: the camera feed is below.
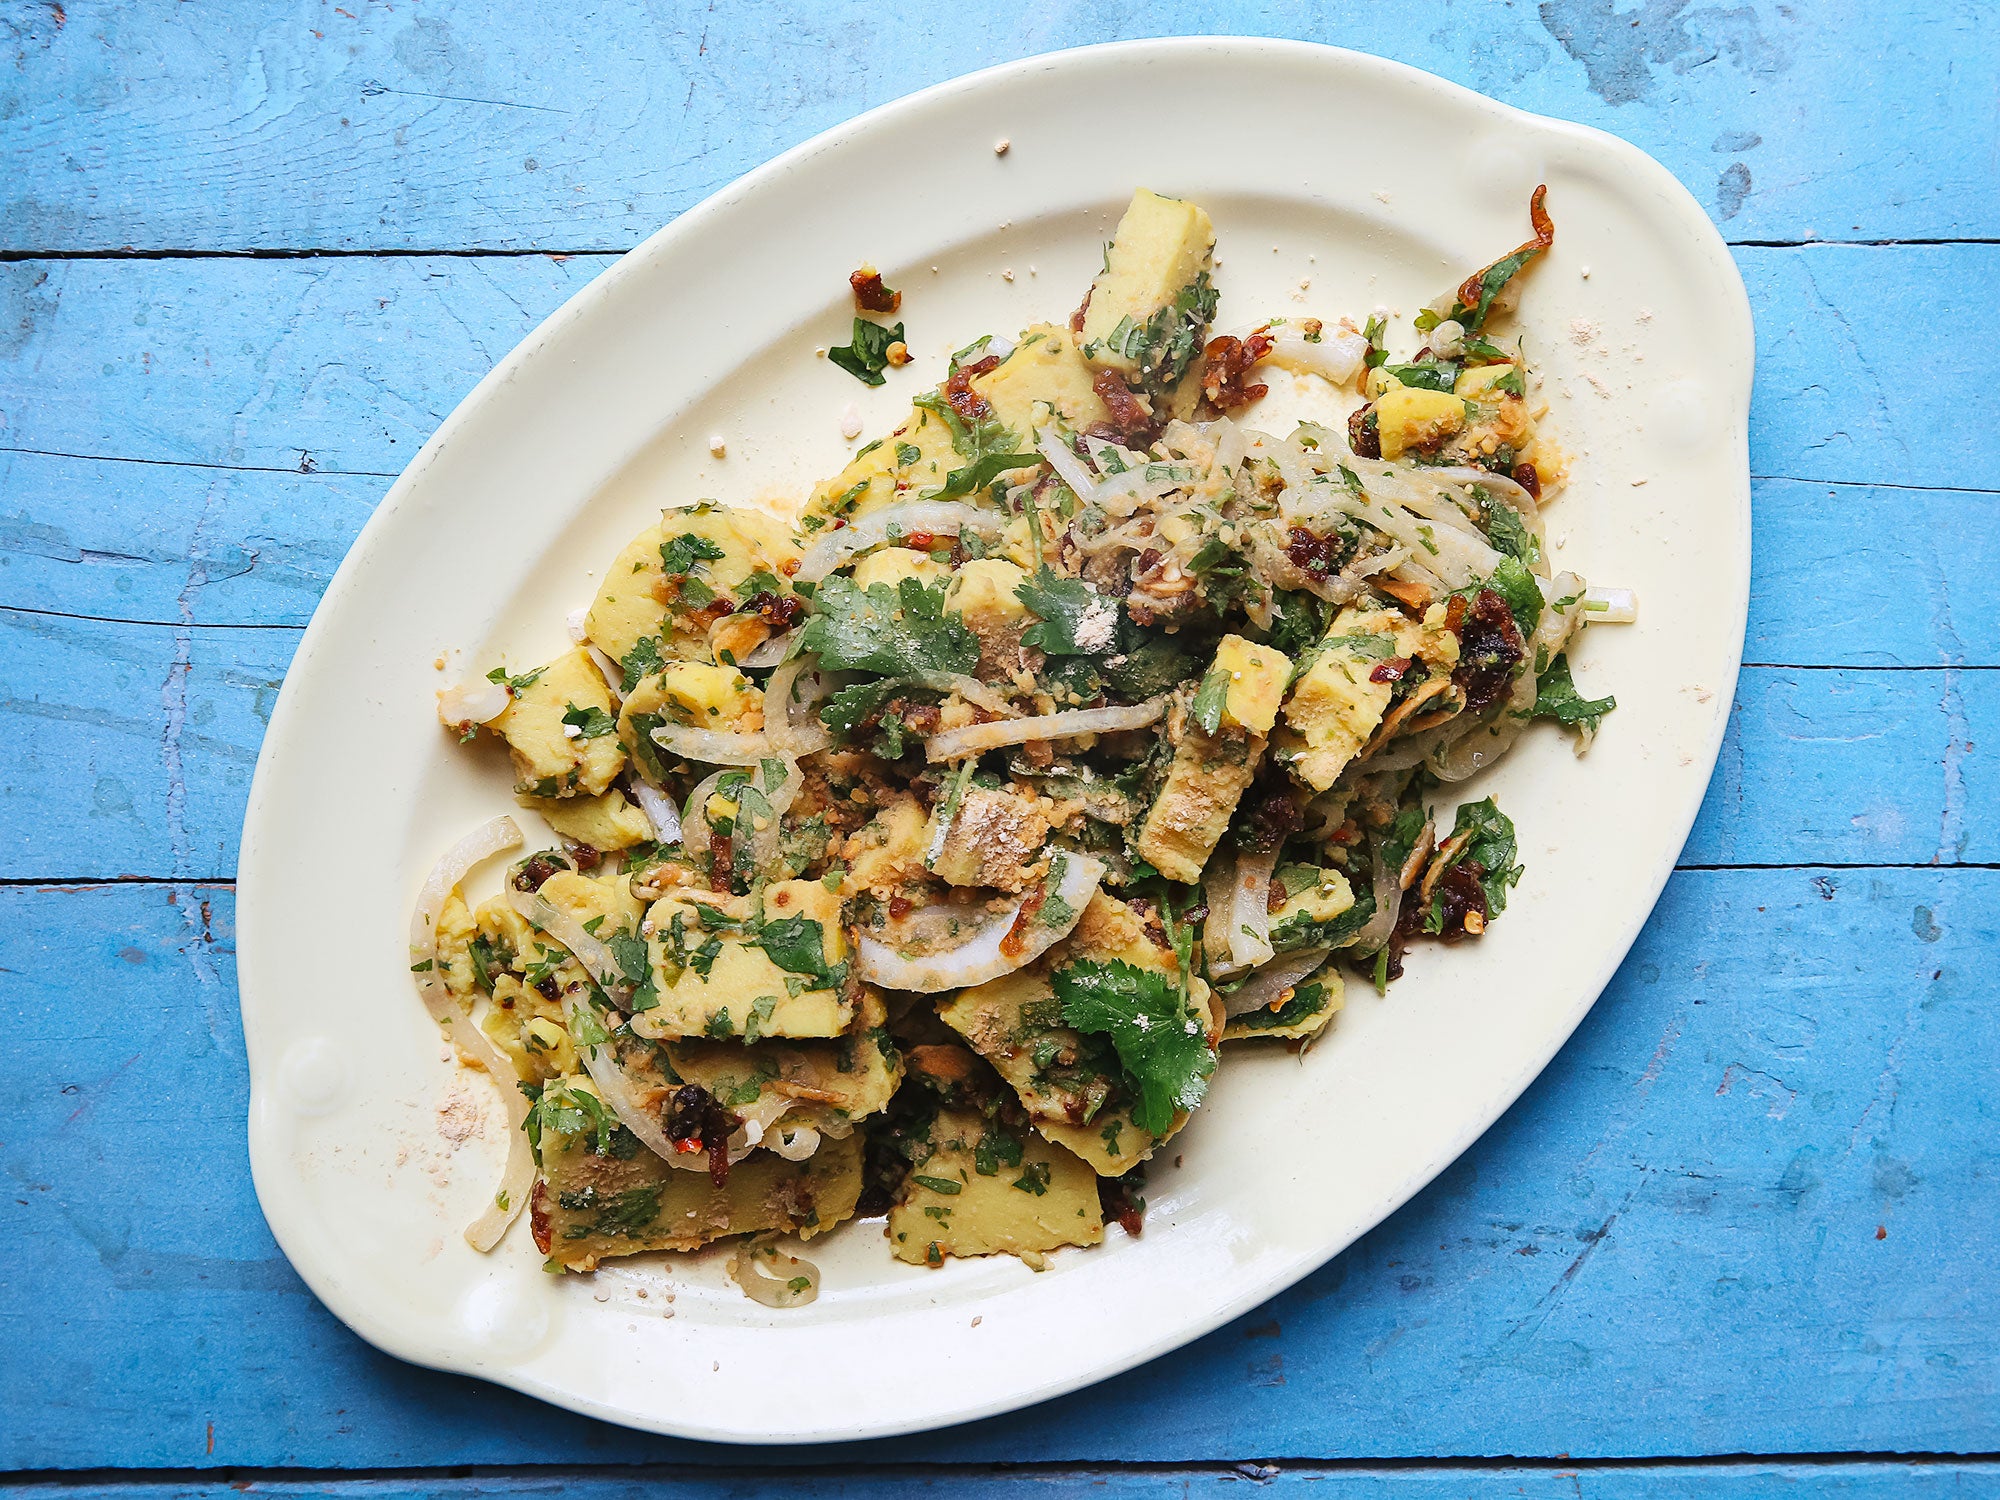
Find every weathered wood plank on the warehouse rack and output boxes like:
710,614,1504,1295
0,246,1989,491
4,608,1991,881
9,1460,1999,1498
0,611,299,881
8,455,1997,671
1,1,1993,251
6,867,1993,1468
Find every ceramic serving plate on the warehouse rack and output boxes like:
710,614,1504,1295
239,37,1752,1443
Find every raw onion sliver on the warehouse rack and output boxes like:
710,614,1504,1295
1035,427,1101,503
795,500,1008,583
1582,586,1638,624
766,657,835,756
509,887,622,996
650,723,775,767
584,642,627,706
739,626,801,669
407,816,536,1250
564,999,710,1172
728,1238,821,1309
853,853,1104,992
627,778,682,845
436,678,511,731
1223,948,1333,1018
925,699,1165,763
1228,850,1279,971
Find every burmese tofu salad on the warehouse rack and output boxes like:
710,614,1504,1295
412,186,1633,1298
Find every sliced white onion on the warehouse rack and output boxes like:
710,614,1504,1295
925,699,1166,763
795,501,1009,583
853,853,1104,992
583,643,627,707
739,626,801,669
410,817,524,998
681,759,799,873
768,1122,822,1161
1582,586,1638,624
509,887,622,996
1035,427,1102,502
728,1239,821,1309
1229,850,1279,971
1257,325,1369,387
650,723,775,767
765,656,836,756
435,678,511,731
406,815,535,1251
907,670,1019,717
1349,846,1403,956
564,1001,709,1172
627,778,682,845
1222,948,1331,1018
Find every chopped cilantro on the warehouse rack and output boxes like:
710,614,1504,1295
829,317,905,387
1054,958,1214,1135
798,574,979,678
1190,667,1229,735
561,703,617,739
1533,653,1617,737
911,1174,963,1195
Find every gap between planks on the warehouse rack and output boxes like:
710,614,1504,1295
6,862,1996,892
6,1452,2000,1487
3,237,2000,262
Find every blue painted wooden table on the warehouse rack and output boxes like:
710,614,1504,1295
4,2,1996,1494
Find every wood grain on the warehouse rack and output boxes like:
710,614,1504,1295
4,607,1986,882
9,454,1998,670
9,1461,2000,1498
5,868,1993,1468
1,1,1993,251
1,245,1990,490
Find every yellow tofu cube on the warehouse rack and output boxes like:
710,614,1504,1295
1081,189,1217,381
490,648,625,798
1374,383,1467,460
851,547,949,592
888,1108,1103,1267
1209,634,1292,735
539,1126,862,1269
1279,605,1462,790
584,505,800,666
633,882,852,1041
976,324,1112,439
1133,719,1263,883
520,785,656,852
803,324,1108,526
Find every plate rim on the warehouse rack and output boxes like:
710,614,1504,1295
238,33,1754,1445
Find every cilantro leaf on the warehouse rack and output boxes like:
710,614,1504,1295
1439,796,1523,916
1054,958,1215,1135
829,317,905,387
797,574,979,678
1484,502,1540,565
1487,556,1544,637
819,677,908,743
485,664,544,693
1382,361,1459,393
659,532,727,578
936,450,1041,501
1017,567,1112,657
1190,667,1229,735
1533,653,1616,737
618,636,665,693
561,703,618,739
756,914,846,990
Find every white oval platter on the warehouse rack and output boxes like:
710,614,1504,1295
239,37,1752,1444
